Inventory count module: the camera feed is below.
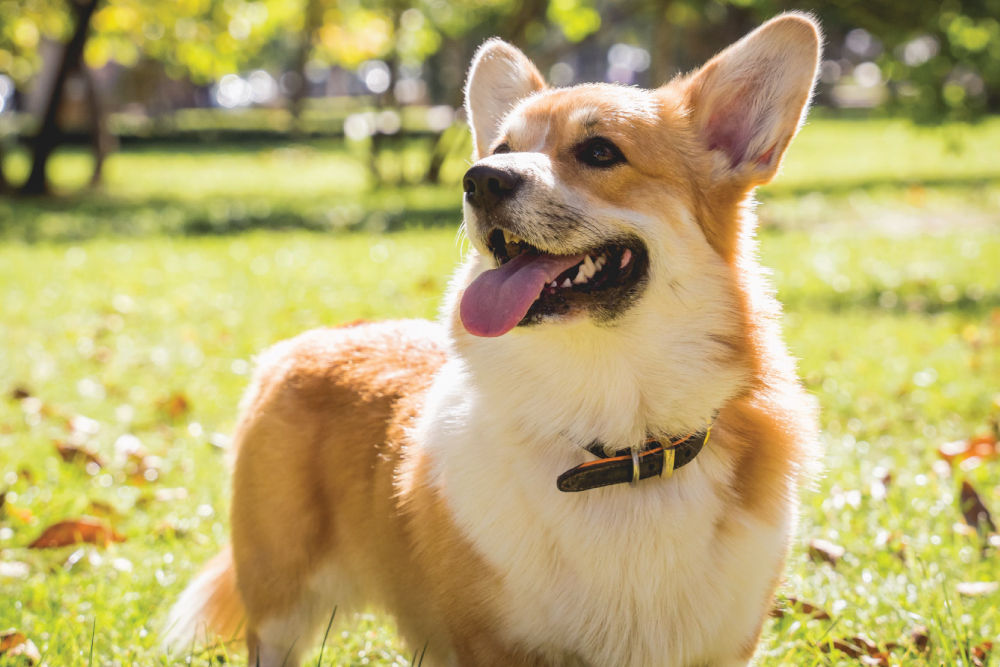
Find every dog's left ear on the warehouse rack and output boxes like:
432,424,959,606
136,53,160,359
684,13,821,188
464,39,546,159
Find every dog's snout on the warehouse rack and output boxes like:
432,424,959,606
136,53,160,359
463,165,522,209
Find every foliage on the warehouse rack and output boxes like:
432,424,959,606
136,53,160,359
0,0,71,84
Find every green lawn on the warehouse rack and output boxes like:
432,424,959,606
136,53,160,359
1,118,999,665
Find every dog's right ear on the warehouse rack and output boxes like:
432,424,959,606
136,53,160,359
464,39,546,159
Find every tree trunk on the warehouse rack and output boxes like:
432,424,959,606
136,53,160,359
20,0,100,196
288,0,323,137
0,140,9,194
501,0,547,48
649,2,675,87
83,66,114,188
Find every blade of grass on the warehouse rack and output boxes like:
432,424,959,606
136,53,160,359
88,617,96,667
315,606,337,667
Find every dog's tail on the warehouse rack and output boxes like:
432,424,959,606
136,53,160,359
162,545,245,656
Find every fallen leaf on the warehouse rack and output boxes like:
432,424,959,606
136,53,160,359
158,392,191,419
28,517,125,548
939,433,999,464
770,596,831,620
0,630,41,664
55,441,105,470
910,625,930,653
959,480,997,537
808,538,846,565
971,640,993,666
9,386,31,400
820,635,879,658
87,500,117,517
956,581,999,597
0,490,5,511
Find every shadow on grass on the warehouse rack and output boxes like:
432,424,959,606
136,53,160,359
763,174,1000,199
0,194,462,243
783,285,1000,317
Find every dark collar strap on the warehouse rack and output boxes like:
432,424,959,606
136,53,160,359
556,427,711,493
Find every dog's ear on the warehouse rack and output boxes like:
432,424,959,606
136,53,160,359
684,13,821,187
464,39,546,159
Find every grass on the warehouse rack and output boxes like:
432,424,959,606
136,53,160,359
0,116,999,665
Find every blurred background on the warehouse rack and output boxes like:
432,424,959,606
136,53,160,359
1,2,999,665
0,0,998,221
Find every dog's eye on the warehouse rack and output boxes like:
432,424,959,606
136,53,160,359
492,143,512,155
575,137,625,168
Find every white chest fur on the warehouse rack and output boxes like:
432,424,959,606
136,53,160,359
417,357,793,667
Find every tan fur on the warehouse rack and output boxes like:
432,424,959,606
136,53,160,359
166,14,821,666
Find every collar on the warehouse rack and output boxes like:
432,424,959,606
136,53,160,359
556,423,712,493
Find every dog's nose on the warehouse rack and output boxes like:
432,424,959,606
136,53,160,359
463,165,522,209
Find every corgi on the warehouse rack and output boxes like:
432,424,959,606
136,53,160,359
165,13,821,666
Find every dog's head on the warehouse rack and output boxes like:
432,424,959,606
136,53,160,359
457,14,820,339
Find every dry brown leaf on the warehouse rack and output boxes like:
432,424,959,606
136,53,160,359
158,392,191,419
28,516,125,548
971,640,993,667
910,624,930,653
0,630,41,664
87,500,117,517
820,635,878,658
959,480,997,536
956,581,999,597
808,538,846,565
55,441,105,470
770,596,831,620
9,386,31,400
939,433,999,464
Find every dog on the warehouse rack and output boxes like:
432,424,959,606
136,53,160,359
165,13,821,666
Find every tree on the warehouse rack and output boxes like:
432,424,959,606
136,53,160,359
21,0,100,195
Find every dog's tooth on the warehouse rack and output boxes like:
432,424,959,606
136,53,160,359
573,266,589,284
620,248,632,269
583,256,595,274
561,278,572,288
549,280,557,288
595,255,606,270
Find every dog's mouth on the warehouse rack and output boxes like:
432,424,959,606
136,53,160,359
460,228,649,337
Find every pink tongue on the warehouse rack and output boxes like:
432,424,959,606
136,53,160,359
461,252,585,337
